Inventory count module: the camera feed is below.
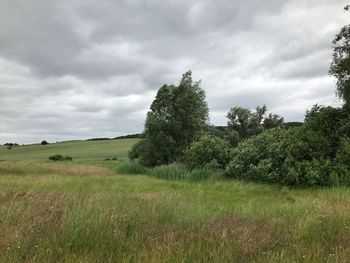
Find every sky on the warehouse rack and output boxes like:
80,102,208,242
0,0,348,144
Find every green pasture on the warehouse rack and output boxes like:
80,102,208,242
0,139,139,160
0,160,350,262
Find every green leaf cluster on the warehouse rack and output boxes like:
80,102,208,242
129,71,208,166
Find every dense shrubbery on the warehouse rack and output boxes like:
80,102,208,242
49,154,73,161
225,106,350,186
184,134,231,169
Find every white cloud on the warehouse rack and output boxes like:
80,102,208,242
0,0,347,143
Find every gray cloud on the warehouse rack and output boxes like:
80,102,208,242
0,0,347,144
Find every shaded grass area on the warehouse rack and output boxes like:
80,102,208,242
0,138,139,160
1,161,350,262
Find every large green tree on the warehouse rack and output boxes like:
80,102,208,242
130,71,209,166
329,6,350,107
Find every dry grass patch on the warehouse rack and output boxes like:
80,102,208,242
204,214,279,255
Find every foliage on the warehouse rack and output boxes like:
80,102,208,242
263,113,285,130
204,125,227,138
4,143,19,147
284,122,303,129
224,130,240,147
304,105,346,157
130,71,209,166
48,154,73,161
184,134,231,169
226,105,283,140
41,141,49,145
225,105,350,186
329,6,350,106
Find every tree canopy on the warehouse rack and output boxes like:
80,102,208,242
329,6,350,107
130,71,209,166
226,105,284,140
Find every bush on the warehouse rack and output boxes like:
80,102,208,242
225,106,350,187
184,134,231,169
49,154,73,161
105,157,118,161
41,140,49,145
225,128,288,184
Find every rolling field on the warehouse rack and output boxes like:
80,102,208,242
1,140,350,262
0,139,139,160
1,160,350,262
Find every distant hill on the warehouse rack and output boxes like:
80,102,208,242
0,138,139,160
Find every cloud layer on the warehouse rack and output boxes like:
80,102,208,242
0,0,347,144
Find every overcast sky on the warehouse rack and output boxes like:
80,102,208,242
0,0,348,144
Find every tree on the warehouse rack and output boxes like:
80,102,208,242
226,106,252,139
226,105,283,140
329,6,350,107
130,71,209,166
263,113,284,130
41,140,49,145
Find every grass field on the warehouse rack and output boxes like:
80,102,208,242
1,140,350,262
0,139,139,160
1,159,350,262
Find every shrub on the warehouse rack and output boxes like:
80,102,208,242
184,134,231,169
225,128,288,184
49,154,73,161
41,140,49,145
105,157,118,161
225,106,350,187
128,139,158,166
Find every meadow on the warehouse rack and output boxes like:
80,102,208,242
1,140,350,262
0,139,139,160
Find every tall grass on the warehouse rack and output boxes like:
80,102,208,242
116,160,149,175
116,161,224,181
2,161,350,262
